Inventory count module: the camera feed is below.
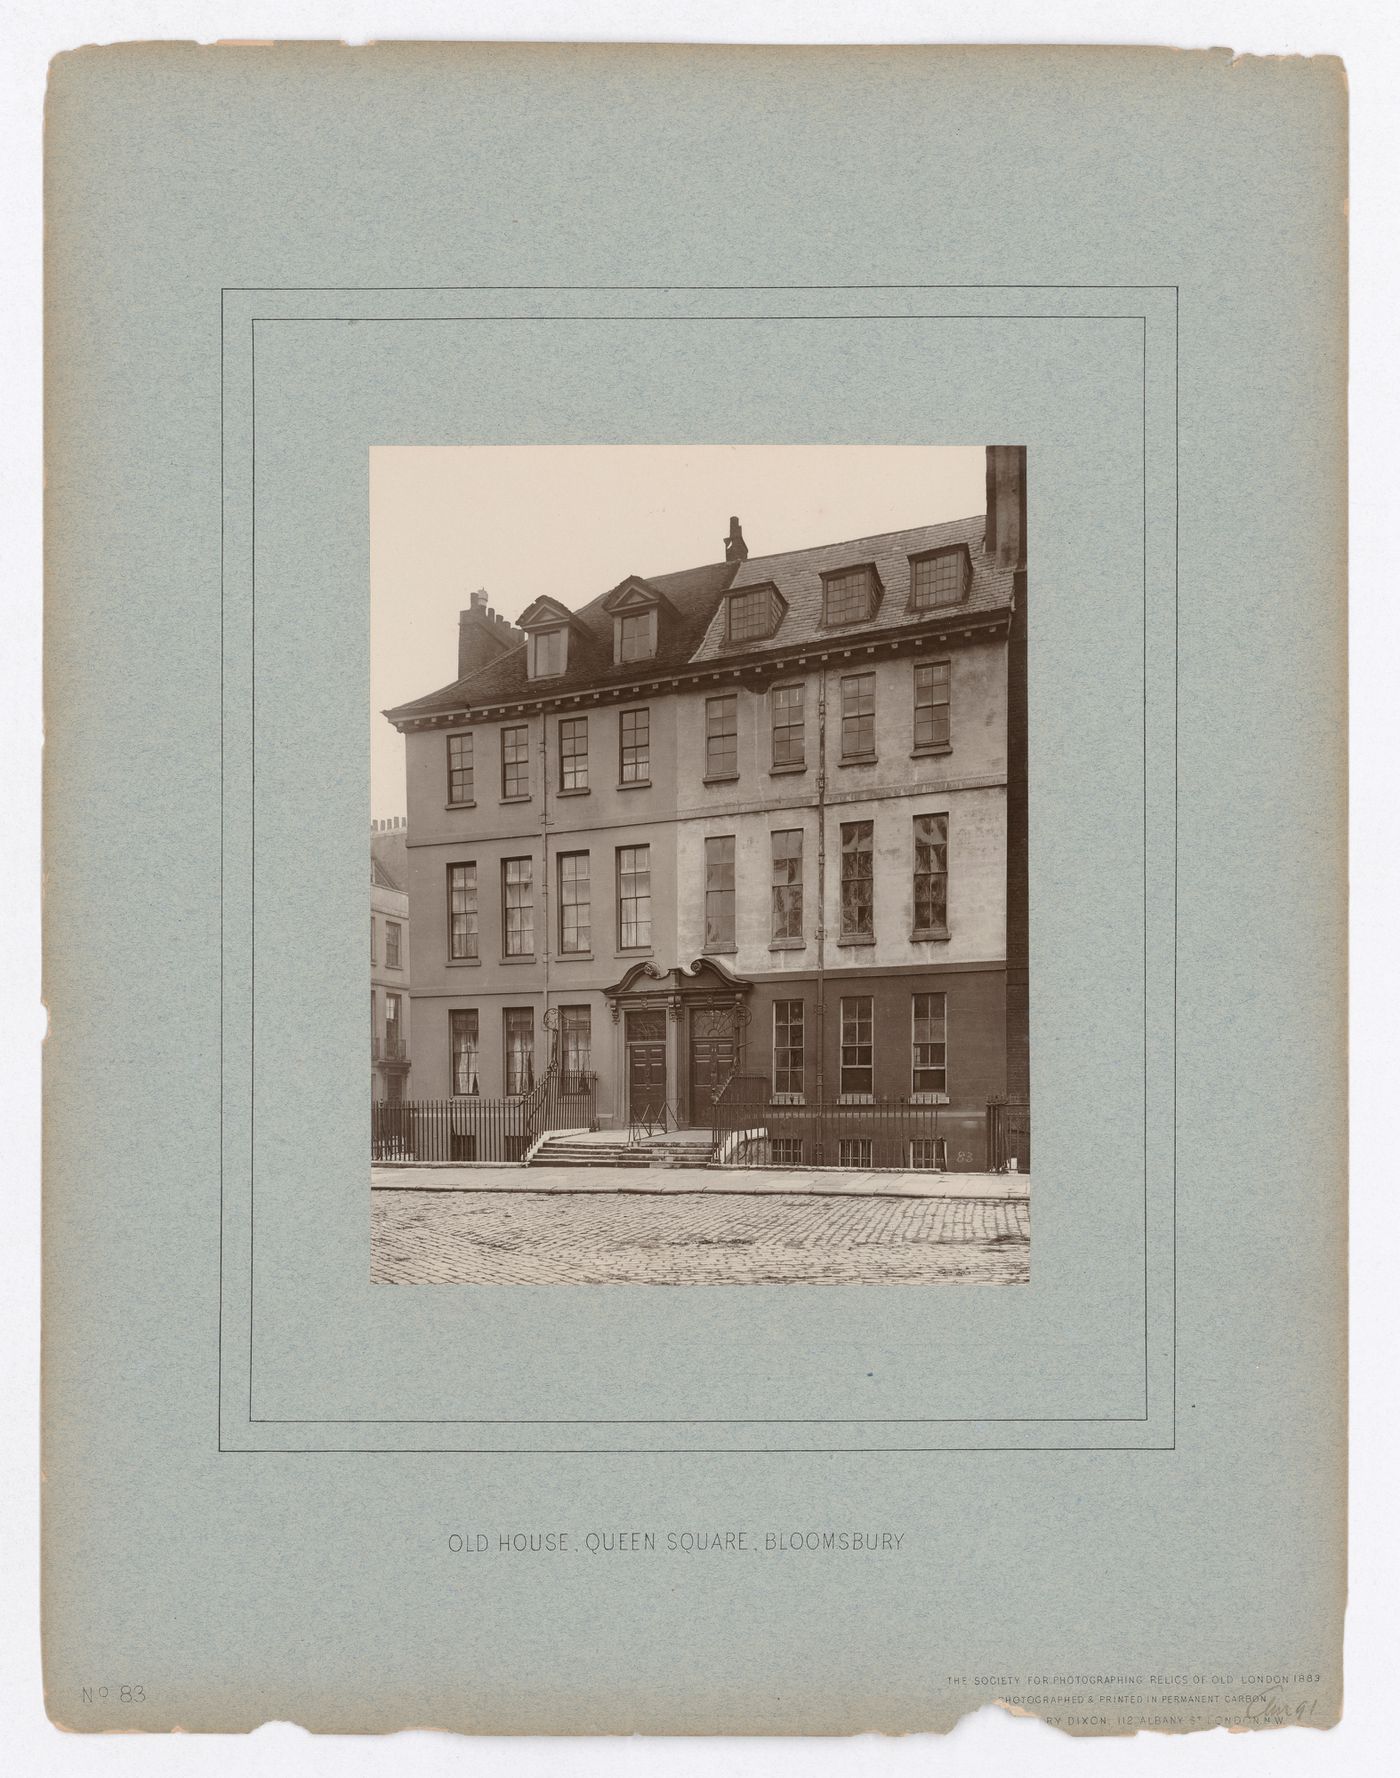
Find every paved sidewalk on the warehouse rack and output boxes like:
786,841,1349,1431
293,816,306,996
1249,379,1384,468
372,1161,1029,1200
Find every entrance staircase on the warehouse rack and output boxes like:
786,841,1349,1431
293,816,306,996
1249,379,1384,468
529,1128,716,1170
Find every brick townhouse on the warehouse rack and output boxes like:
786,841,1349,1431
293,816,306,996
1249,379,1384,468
384,446,1028,1170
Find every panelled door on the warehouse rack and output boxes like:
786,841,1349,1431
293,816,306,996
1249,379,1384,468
625,1009,667,1123
688,1007,736,1122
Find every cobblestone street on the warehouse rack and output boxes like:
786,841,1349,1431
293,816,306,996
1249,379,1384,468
371,1187,1030,1285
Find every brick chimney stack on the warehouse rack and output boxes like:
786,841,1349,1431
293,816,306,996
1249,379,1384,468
457,588,524,679
724,516,748,564
983,447,1027,572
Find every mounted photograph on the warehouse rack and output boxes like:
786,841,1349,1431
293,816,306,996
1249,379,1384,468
368,444,1029,1285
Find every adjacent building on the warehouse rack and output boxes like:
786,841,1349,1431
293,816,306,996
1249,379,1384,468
384,447,1028,1169
370,816,412,1101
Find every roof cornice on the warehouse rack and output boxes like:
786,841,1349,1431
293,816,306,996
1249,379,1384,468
384,603,1012,732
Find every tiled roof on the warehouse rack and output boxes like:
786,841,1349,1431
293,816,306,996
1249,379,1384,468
385,514,1012,727
385,557,739,721
689,514,1012,664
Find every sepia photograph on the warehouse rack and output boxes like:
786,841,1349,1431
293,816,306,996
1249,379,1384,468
368,445,1029,1285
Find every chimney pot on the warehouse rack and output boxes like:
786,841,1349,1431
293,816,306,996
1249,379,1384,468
470,587,488,610
724,516,748,563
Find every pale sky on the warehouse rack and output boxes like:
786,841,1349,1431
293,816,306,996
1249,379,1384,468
370,445,985,817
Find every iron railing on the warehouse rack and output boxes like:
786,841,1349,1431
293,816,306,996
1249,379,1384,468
710,1075,950,1171
628,1097,683,1145
985,1096,1031,1174
371,1072,597,1164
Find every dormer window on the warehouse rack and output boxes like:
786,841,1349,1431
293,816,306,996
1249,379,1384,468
724,583,784,645
908,543,971,611
602,575,669,665
820,564,881,628
517,595,576,681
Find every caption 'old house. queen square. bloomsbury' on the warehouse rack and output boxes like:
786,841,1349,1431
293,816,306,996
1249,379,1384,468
381,447,1028,1177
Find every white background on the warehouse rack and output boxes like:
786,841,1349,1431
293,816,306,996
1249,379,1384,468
2,4,1394,1774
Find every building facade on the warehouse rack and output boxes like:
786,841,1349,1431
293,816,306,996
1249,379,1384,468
385,449,1028,1169
370,816,412,1101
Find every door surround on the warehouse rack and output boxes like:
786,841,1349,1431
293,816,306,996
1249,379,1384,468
603,957,753,1128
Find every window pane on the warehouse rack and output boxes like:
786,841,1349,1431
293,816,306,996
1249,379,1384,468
840,995,874,1094
728,588,770,641
561,1005,592,1089
534,627,565,676
450,1009,480,1096
841,673,876,758
619,613,652,661
913,812,949,932
823,568,872,626
558,851,591,953
558,716,588,791
912,991,948,1093
619,707,650,782
914,660,952,749
448,862,479,960
504,1009,535,1096
617,844,652,948
447,731,474,803
704,834,736,948
501,725,530,798
773,998,805,1094
502,857,534,955
771,682,804,765
770,828,803,940
912,550,966,608
839,821,874,937
705,695,738,779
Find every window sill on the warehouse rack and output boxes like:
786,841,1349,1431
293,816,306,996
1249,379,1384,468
499,954,538,965
768,762,807,776
445,800,477,811
768,939,806,952
910,745,953,759
838,753,878,768
556,786,591,798
771,1093,806,1106
836,934,876,948
616,778,652,791
446,958,482,968
702,944,738,956
702,773,739,786
911,927,951,944
615,946,654,958
499,794,532,805
556,951,594,962
837,1093,875,1105
911,1092,951,1105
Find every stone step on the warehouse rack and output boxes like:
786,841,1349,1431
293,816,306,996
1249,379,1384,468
537,1145,651,1159
529,1135,722,1168
544,1152,658,1166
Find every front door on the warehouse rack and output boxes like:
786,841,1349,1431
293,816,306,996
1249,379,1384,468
628,1042,667,1124
688,1007,736,1121
624,1008,668,1125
